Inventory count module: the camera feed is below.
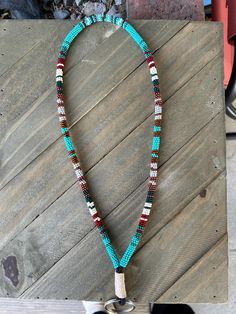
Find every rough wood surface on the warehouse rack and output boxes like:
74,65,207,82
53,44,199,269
0,20,188,189
158,235,228,303
0,20,227,303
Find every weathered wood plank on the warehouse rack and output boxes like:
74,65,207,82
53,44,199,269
0,20,119,147
0,21,223,190
127,174,227,303
157,236,228,303
19,137,226,302
0,20,189,189
12,112,226,301
0,53,223,257
0,298,85,314
0,21,61,76
0,21,226,303
0,104,224,297
0,23,223,257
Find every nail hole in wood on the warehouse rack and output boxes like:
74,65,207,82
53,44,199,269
216,229,218,233
200,189,207,198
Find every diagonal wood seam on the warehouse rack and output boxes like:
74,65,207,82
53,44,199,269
14,111,224,265
1,49,223,247
87,53,223,174
1,50,223,252
0,21,73,80
0,21,121,143
64,21,189,130
0,22,225,296
155,234,228,302
0,20,146,143
18,112,226,298
0,20,189,190
20,170,226,299
136,162,226,254
0,41,42,80
0,20,187,154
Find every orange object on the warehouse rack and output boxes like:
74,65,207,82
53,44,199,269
212,0,235,86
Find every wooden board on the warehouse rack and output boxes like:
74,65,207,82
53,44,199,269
0,20,227,303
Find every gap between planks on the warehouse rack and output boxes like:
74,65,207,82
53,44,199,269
156,234,228,303
0,52,224,273
1,58,224,255
17,112,226,299
0,21,72,79
0,20,189,191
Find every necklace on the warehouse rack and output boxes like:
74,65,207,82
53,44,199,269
56,14,163,313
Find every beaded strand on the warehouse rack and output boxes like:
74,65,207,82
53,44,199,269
56,14,163,305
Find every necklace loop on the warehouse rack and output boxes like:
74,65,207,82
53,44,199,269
104,298,135,313
57,14,163,300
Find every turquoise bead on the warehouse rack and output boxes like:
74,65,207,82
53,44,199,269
58,14,162,271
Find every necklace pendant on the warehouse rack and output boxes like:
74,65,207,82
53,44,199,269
104,298,135,313
104,269,135,313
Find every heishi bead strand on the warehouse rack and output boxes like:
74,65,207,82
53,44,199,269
56,14,163,309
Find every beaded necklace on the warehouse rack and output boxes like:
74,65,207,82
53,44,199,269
56,14,163,313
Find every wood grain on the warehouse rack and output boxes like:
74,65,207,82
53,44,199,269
157,235,228,303
0,22,223,250
0,53,223,255
0,101,225,297
0,20,226,303
0,21,222,190
18,113,226,302
0,21,121,177
0,21,60,76
0,20,188,189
